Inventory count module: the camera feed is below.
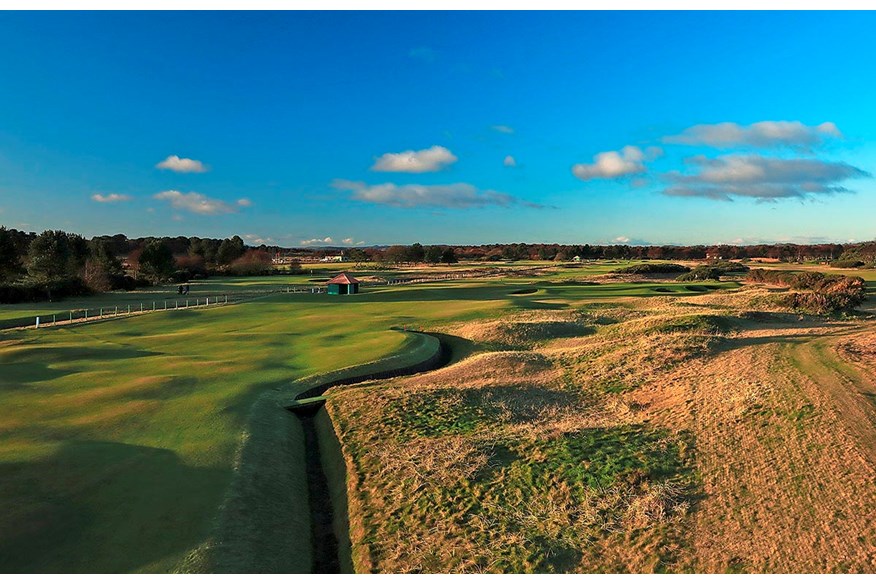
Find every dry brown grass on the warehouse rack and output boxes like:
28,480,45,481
327,288,876,573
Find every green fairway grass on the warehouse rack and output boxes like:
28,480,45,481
0,262,747,573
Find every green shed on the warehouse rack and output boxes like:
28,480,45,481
327,272,360,295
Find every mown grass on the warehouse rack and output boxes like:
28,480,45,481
0,261,743,572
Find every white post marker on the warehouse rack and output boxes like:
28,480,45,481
35,316,39,329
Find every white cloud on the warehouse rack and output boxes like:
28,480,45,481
664,121,842,149
244,234,274,245
332,179,539,209
300,236,334,246
155,155,207,173
237,198,252,207
342,238,354,245
372,145,458,173
153,190,238,215
503,155,517,168
572,145,660,180
91,193,132,203
613,236,630,243
492,125,515,134
663,154,869,201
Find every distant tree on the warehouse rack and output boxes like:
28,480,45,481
347,248,369,267
83,239,124,291
0,226,22,282
383,245,410,264
217,235,246,265
424,246,443,264
409,242,425,263
227,249,273,276
440,247,458,264
138,240,175,282
27,230,76,281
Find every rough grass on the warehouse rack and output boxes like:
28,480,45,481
4,260,871,573
3,261,729,572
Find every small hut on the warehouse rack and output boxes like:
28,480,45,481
327,272,360,295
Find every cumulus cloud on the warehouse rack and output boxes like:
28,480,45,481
611,235,651,245
663,154,869,201
332,179,539,209
665,121,842,149
300,236,333,246
503,155,517,167
372,145,458,173
244,234,274,245
156,155,207,173
153,190,242,215
492,125,515,134
91,193,132,203
237,198,252,207
572,146,661,180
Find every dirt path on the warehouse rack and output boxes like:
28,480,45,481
635,320,876,572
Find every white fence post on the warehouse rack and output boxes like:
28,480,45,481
35,316,40,329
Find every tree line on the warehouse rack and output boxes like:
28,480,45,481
2,225,875,304
0,227,287,303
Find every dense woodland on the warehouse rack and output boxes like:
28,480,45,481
1,225,875,303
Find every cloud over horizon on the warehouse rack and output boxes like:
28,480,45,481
156,155,207,173
153,190,246,215
665,121,842,149
572,146,662,180
332,179,538,209
301,236,334,245
91,193,132,203
663,154,869,201
371,145,458,173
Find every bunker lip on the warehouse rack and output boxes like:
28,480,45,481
286,332,451,573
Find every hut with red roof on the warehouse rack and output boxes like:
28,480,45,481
327,272,360,295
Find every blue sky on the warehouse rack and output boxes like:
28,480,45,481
1,11,875,247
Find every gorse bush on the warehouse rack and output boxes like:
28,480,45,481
676,266,723,281
746,269,867,314
830,259,865,268
614,263,690,274
708,260,749,274
0,277,92,304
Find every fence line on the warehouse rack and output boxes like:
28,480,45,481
4,286,330,332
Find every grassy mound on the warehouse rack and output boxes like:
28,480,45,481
455,319,593,348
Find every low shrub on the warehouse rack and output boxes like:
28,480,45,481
676,267,722,281
830,259,865,268
747,269,867,314
0,277,92,303
708,260,749,274
614,263,690,274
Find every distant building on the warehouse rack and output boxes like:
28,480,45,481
320,255,346,263
327,273,360,295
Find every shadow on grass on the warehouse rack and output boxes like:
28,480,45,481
0,440,229,574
